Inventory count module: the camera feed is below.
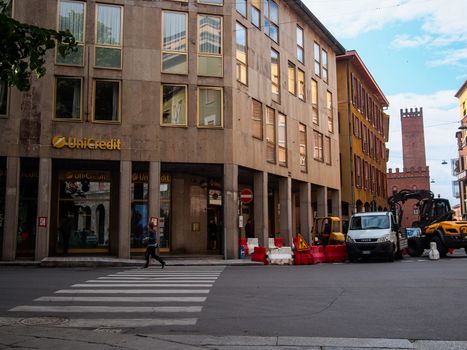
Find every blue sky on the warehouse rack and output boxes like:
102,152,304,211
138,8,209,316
305,0,467,204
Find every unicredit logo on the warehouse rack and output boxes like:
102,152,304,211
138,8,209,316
51,135,121,151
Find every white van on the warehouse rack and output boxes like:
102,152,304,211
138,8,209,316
346,212,407,262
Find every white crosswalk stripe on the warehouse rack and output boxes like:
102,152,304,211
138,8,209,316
8,266,225,328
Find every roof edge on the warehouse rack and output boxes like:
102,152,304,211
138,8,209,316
455,80,467,98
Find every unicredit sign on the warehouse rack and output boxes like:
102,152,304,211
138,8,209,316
51,135,121,151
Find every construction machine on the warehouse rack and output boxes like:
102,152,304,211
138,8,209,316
311,216,345,246
388,189,467,257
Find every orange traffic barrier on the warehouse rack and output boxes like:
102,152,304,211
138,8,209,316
251,246,267,264
324,244,347,263
310,245,326,263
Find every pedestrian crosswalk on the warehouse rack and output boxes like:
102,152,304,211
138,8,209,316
8,266,225,329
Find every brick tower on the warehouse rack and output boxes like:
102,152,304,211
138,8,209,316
387,107,430,227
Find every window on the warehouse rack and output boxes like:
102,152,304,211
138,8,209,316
95,4,122,69
278,113,287,166
325,136,331,165
296,26,304,63
251,0,261,28
264,0,278,42
57,0,85,65
288,62,296,95
313,42,320,77
161,85,187,126
297,69,305,101
299,123,307,172
271,49,280,102
266,106,276,163
236,22,248,85
198,0,223,5
198,87,223,127
55,77,82,120
162,12,187,74
313,130,323,161
252,99,263,139
93,80,120,122
0,80,8,117
355,156,362,188
311,79,318,124
236,0,247,16
327,91,333,132
322,49,328,83
198,15,223,76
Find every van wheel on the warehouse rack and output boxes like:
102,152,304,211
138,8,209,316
395,248,403,260
408,238,424,257
433,236,447,258
387,245,395,262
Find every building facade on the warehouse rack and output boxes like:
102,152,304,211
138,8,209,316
0,0,345,261
387,108,430,228
336,51,389,224
455,80,467,219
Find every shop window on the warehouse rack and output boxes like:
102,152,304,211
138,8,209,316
54,77,82,120
313,42,320,77
198,15,223,76
95,4,122,69
278,113,287,166
236,0,247,16
0,80,8,117
266,106,276,163
198,87,223,127
297,69,305,101
297,25,304,63
93,80,120,122
57,0,85,65
250,0,261,28
288,62,296,95
161,84,187,126
131,177,149,250
299,123,307,172
162,11,188,74
313,130,323,161
264,0,278,43
235,22,248,85
271,48,280,102
311,79,318,124
252,99,263,139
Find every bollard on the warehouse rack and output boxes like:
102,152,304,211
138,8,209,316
428,241,440,260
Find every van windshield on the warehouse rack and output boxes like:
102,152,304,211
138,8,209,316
350,215,389,230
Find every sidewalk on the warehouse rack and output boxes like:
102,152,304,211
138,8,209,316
0,256,263,268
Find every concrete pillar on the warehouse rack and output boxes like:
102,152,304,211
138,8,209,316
279,177,292,245
2,157,20,261
35,158,52,261
254,171,268,246
149,161,161,247
223,163,238,259
118,160,131,259
299,182,312,244
331,189,342,218
317,186,328,217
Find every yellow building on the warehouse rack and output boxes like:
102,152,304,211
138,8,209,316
455,80,467,218
337,51,389,224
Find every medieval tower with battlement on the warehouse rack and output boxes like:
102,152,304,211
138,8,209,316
387,107,430,227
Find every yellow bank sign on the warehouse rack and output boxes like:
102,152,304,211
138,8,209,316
52,135,121,151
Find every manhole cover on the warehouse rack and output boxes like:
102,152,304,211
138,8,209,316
19,317,69,326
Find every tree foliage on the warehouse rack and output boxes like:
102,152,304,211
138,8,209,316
0,0,77,91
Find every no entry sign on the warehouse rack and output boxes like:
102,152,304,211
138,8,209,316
240,188,253,204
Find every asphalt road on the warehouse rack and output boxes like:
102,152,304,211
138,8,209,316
1,254,467,342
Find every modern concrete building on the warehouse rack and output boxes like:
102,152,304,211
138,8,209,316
336,50,389,224
0,0,345,261
455,80,467,219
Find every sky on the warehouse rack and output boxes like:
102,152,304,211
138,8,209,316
303,0,467,205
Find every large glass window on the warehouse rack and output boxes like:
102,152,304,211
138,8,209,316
57,171,111,254
0,80,8,117
313,130,323,161
236,0,247,16
327,90,333,133
299,123,307,172
95,4,122,69
130,173,149,250
322,49,328,83
55,77,82,120
251,0,261,28
198,87,223,127
161,85,187,126
252,99,263,139
297,69,305,101
162,11,188,74
297,26,304,63
288,62,296,95
278,113,287,166
266,106,275,163
311,79,318,124
198,15,223,76
264,0,278,42
93,80,120,122
236,22,247,85
313,42,320,77
57,0,85,65
271,49,280,102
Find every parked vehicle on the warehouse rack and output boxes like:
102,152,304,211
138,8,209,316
311,216,345,246
346,211,407,262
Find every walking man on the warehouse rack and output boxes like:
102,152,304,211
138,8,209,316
143,221,166,269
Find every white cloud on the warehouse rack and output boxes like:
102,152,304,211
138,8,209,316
428,47,467,67
392,34,432,48
386,90,459,203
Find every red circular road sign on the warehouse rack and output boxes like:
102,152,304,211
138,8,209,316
240,188,253,204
